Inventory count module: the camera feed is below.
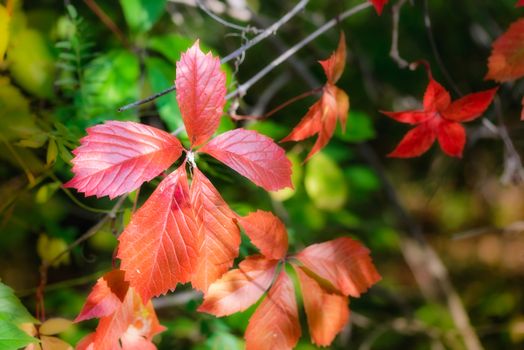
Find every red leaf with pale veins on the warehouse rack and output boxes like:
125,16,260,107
198,256,278,316
65,121,183,199
319,32,346,84
294,266,349,347
117,165,199,301
175,40,226,147
387,123,437,158
190,167,241,292
238,211,288,260
200,129,292,191
295,237,381,297
442,88,498,122
245,271,301,350
485,18,524,82
369,0,389,15
75,270,129,322
437,120,466,158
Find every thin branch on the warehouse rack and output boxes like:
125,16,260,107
195,0,262,33
118,0,309,112
83,0,129,47
389,0,409,68
226,1,373,99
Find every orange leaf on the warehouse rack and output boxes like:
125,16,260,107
245,271,301,350
319,32,346,84
294,266,349,347
190,167,241,292
175,40,226,147
485,18,524,82
65,121,183,199
75,270,129,322
238,210,288,260
198,256,278,316
295,237,381,297
117,165,199,301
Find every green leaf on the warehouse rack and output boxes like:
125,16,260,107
205,332,244,350
120,0,166,33
0,316,37,350
336,110,375,142
147,34,195,64
145,56,184,132
0,282,37,324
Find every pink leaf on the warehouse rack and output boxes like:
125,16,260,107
65,121,183,199
295,237,381,297
245,271,301,350
238,210,288,260
200,129,292,191
117,165,199,301
190,167,241,292
198,256,278,316
175,41,226,147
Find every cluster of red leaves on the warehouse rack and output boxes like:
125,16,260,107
485,17,524,119
66,42,292,303
75,270,165,350
382,74,498,158
282,33,350,161
199,211,381,349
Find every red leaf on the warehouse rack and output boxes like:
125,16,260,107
117,165,199,301
423,78,451,111
387,123,437,158
75,270,129,322
238,210,288,260
175,40,226,147
190,167,241,292
245,271,301,350
65,121,182,199
335,86,350,132
319,32,346,84
369,0,389,15
442,88,498,122
294,266,349,347
383,75,496,158
295,237,381,297
485,18,524,82
518,0,524,7
200,129,292,191
437,120,466,158
198,256,278,316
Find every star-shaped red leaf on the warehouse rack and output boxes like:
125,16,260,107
382,77,498,158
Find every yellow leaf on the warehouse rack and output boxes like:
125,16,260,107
39,318,72,336
37,234,70,268
0,5,9,64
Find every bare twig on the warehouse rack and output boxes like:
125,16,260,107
195,0,261,33
389,0,410,68
118,0,309,112
226,1,373,99
83,0,129,47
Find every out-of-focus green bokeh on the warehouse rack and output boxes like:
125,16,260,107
1,0,523,349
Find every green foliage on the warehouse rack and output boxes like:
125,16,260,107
0,283,37,350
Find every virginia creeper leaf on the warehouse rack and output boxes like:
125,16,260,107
245,271,301,350
190,167,241,292
238,210,288,260
200,129,292,191
65,121,183,199
75,270,129,322
294,267,349,347
382,77,497,158
282,33,350,161
198,256,278,316
369,0,389,15
485,18,524,82
117,166,199,301
295,237,381,297
175,40,226,147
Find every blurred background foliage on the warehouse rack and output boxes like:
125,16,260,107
0,0,523,349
